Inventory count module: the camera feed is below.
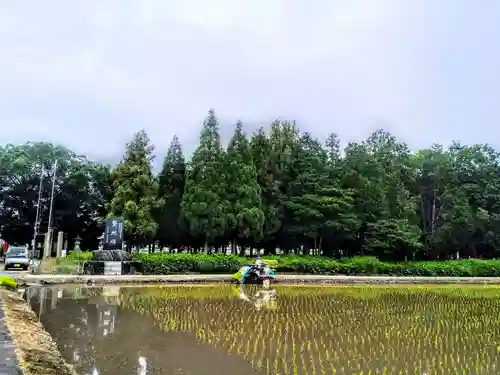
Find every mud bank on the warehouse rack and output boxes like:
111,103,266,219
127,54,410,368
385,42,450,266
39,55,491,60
0,290,77,375
0,301,20,375
15,274,500,285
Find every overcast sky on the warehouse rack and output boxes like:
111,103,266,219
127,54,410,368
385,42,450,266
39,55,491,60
1,1,499,166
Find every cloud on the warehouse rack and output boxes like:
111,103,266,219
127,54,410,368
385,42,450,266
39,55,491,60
1,0,500,163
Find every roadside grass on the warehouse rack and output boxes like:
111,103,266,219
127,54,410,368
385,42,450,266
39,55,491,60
0,275,17,289
37,258,84,275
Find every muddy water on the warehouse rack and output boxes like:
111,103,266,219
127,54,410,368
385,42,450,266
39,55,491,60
25,284,500,375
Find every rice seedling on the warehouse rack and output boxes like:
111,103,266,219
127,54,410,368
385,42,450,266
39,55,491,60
120,285,500,374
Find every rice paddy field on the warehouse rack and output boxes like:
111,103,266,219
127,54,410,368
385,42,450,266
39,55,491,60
27,284,500,375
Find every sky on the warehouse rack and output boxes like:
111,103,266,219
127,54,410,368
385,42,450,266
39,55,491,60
1,1,500,166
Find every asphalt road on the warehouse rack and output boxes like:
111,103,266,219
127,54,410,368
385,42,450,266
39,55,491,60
0,270,28,278
0,259,30,278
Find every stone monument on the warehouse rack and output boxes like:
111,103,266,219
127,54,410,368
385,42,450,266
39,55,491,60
56,232,64,258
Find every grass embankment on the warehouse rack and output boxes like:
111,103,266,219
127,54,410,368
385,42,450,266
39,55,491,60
0,275,17,289
38,257,85,274
60,252,500,277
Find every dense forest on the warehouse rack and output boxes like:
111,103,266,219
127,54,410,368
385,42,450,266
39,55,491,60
1,109,500,261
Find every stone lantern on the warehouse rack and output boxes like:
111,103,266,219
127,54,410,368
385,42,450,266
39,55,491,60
74,236,81,252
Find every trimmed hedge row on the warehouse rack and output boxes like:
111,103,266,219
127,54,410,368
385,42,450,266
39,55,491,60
132,253,242,274
66,252,500,277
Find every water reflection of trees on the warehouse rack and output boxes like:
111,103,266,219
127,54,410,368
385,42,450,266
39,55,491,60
27,287,140,374
27,287,102,374
26,286,258,375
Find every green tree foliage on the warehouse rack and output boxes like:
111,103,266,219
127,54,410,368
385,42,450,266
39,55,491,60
107,130,158,247
181,109,228,253
4,110,500,261
156,135,186,248
250,128,281,250
284,132,358,255
0,142,110,249
225,121,264,253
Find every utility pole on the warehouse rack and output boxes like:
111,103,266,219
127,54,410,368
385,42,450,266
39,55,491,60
44,160,58,258
47,159,57,237
32,166,44,256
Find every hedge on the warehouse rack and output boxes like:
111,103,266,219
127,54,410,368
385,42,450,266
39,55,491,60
65,252,500,277
66,251,93,261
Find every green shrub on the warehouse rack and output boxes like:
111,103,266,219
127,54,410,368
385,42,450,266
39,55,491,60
128,253,500,277
58,251,500,277
132,253,246,274
65,251,93,261
0,275,17,289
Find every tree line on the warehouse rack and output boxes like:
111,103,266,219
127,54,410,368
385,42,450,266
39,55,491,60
2,109,500,260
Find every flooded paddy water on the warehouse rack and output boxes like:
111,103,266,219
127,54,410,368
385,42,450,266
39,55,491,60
23,284,500,375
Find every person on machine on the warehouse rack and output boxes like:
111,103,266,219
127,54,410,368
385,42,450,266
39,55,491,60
255,255,266,276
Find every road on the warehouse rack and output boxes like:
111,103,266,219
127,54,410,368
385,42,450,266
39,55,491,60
0,270,29,278
0,259,30,279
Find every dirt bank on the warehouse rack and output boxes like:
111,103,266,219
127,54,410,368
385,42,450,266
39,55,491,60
0,301,20,375
0,289,77,375
15,274,500,285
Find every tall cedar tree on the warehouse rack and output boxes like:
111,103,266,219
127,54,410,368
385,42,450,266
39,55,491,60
250,128,281,252
156,135,186,249
181,109,228,253
284,132,357,253
107,130,158,248
267,120,301,251
225,121,265,254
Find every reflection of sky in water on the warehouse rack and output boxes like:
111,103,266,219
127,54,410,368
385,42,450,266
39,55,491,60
87,356,148,375
138,356,147,375
73,348,80,362
27,287,156,375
